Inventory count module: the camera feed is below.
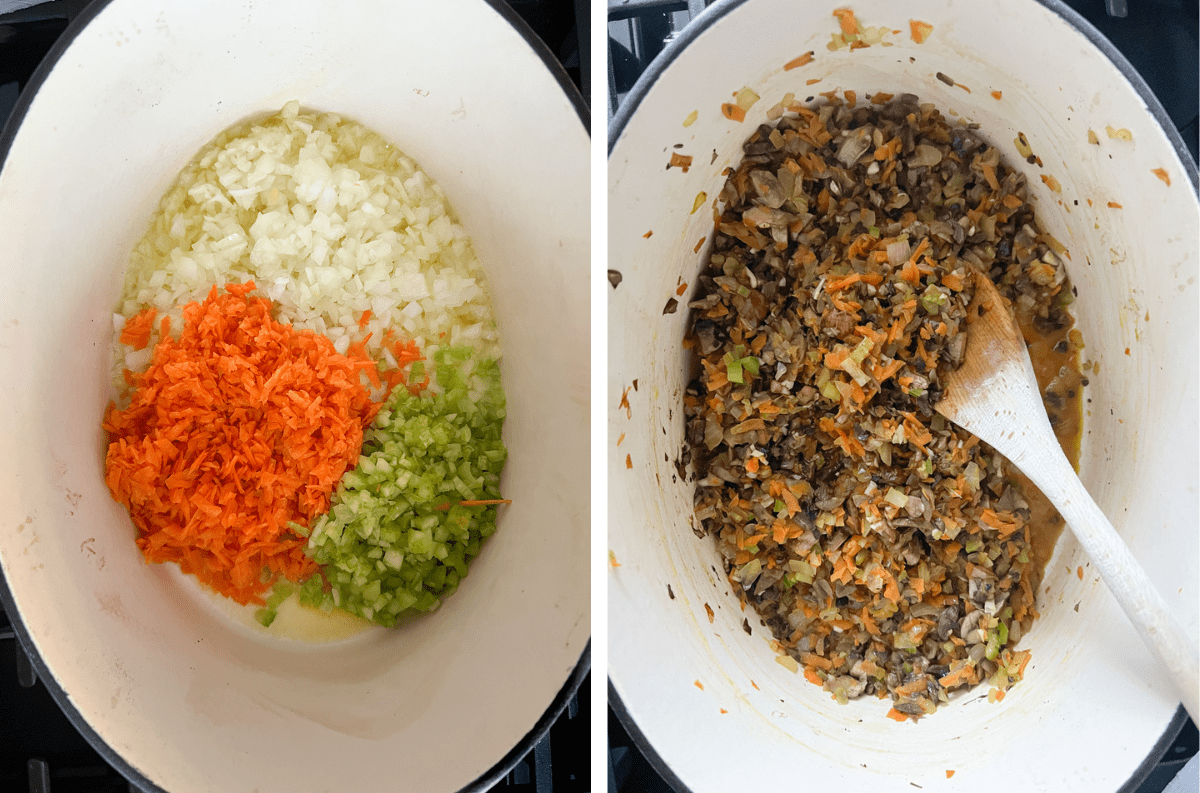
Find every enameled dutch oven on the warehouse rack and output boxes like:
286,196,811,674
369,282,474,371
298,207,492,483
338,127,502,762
0,1,590,790
608,1,1197,790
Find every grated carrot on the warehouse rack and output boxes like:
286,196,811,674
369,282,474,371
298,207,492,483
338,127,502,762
801,652,833,670
939,664,972,688
103,282,377,605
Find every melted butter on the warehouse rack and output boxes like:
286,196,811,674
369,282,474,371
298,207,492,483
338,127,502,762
186,571,377,643
264,595,376,642
1013,315,1085,592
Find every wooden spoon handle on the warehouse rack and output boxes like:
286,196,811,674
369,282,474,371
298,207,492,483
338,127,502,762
938,272,1196,721
1017,441,1199,724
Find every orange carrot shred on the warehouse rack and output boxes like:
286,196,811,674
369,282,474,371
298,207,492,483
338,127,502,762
982,164,1000,191
784,51,814,71
120,307,158,350
833,8,859,35
434,499,513,510
357,309,372,328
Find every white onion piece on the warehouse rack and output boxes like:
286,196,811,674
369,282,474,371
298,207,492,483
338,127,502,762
887,240,911,265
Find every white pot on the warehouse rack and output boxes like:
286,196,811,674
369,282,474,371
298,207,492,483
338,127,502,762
0,1,589,791
608,1,1197,790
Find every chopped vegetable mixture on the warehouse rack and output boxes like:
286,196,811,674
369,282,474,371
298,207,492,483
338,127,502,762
682,92,1080,719
104,105,506,629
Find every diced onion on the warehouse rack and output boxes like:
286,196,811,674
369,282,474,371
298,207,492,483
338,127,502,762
111,104,500,394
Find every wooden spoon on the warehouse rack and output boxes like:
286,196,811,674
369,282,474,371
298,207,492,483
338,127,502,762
936,270,1199,724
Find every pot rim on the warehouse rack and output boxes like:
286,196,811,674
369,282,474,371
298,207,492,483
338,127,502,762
607,0,1197,195
0,0,590,791
606,0,1194,788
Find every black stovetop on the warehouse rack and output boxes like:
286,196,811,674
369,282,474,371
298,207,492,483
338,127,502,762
0,2,589,792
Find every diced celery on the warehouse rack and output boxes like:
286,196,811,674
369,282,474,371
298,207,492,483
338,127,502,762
985,630,1001,660
840,356,870,386
921,284,948,314
302,346,507,627
849,336,873,363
